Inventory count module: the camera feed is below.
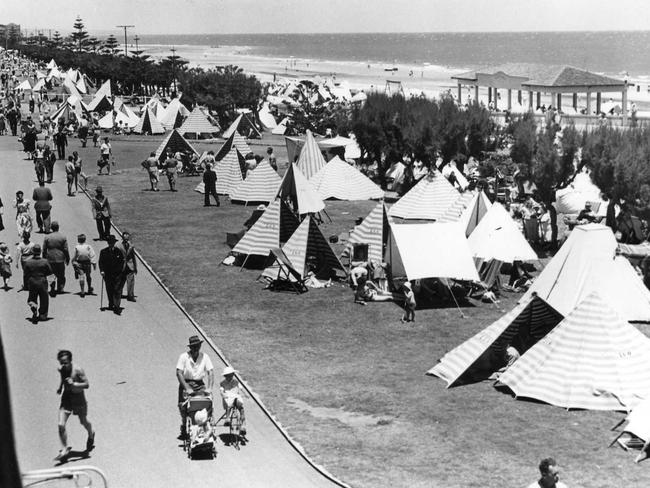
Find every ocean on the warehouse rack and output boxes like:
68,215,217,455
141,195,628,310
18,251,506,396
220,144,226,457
135,31,650,78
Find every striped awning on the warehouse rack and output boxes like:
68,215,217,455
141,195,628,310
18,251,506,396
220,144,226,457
499,292,650,411
427,294,563,387
388,171,459,221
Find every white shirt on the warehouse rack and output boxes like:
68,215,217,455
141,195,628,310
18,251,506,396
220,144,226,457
176,351,213,381
100,142,111,155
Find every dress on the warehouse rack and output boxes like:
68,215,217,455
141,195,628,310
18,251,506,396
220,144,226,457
13,199,33,238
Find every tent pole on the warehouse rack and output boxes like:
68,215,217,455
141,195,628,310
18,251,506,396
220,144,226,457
240,255,249,271
446,282,466,318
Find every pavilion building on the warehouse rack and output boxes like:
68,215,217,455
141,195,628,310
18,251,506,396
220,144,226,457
452,63,630,123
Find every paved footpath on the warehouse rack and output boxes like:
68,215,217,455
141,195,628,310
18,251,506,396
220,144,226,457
0,135,344,488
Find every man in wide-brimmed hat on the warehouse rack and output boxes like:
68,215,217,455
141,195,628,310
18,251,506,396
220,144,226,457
98,235,125,315
90,186,112,241
176,335,214,439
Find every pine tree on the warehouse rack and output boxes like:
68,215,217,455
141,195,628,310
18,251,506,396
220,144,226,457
51,31,63,47
71,16,89,52
103,34,119,55
86,37,101,53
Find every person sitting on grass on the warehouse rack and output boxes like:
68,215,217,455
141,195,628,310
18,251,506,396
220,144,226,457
526,457,568,488
350,261,368,288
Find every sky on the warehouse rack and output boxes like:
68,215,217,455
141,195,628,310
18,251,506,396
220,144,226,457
6,0,650,36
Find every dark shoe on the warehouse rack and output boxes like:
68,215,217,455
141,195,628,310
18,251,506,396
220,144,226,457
54,446,71,462
39,314,48,321
240,425,247,436
87,287,94,294
80,291,85,298
86,431,95,452
126,297,136,302
113,308,122,315
203,204,211,207
30,304,38,321
50,282,56,296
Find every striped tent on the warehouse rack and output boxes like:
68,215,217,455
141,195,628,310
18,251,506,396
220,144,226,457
133,107,165,135
521,224,650,322
153,129,198,164
438,191,476,223
214,147,245,195
342,202,390,263
86,94,112,112
296,130,328,180
230,161,282,205
146,97,166,118
309,156,384,200
232,199,299,258
467,202,537,263
262,215,345,280
459,191,492,237
275,164,325,215
388,171,460,221
222,113,261,139
499,292,650,411
178,107,220,139
427,294,563,387
215,131,251,160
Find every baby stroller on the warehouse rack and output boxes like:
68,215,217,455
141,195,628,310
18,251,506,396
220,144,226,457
182,394,217,459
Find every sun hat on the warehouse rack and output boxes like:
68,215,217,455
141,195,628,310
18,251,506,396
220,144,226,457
403,281,412,289
106,235,117,243
222,366,236,376
195,408,208,425
188,335,203,347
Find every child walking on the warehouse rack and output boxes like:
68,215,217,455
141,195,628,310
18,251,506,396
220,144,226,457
0,243,13,289
71,234,97,297
401,281,416,323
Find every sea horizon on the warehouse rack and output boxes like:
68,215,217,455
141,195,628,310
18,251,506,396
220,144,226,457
110,31,650,78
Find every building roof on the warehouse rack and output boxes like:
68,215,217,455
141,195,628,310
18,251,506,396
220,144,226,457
453,63,627,89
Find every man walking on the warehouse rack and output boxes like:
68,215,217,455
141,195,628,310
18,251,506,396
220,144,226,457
33,144,46,185
23,244,52,322
98,137,112,175
43,221,70,296
117,231,137,302
15,231,35,291
32,180,53,234
202,162,220,206
90,186,111,241
72,234,97,298
55,350,94,462
164,149,179,192
54,128,67,160
141,152,160,191
44,144,57,183
98,235,126,315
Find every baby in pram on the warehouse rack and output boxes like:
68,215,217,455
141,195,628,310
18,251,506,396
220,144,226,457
190,408,215,449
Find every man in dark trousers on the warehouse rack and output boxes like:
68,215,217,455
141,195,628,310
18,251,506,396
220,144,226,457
202,162,220,206
32,180,53,234
98,235,125,315
117,231,137,302
23,244,53,322
43,221,70,296
90,186,111,241
54,128,68,160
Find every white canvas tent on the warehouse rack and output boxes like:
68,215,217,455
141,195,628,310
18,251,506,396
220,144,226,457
522,224,650,322
275,163,325,215
555,170,606,215
295,130,327,180
309,156,383,200
386,222,480,282
467,202,537,263
499,292,650,411
178,106,219,139
427,294,563,387
159,98,189,130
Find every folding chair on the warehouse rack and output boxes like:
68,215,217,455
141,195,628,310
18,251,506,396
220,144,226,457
257,248,308,294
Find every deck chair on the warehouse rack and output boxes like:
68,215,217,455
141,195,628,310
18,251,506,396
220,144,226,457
257,248,308,294
468,258,502,299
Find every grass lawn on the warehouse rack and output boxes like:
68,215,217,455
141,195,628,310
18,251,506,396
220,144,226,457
71,132,648,488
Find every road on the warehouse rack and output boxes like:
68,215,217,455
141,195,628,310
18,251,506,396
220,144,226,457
0,135,347,488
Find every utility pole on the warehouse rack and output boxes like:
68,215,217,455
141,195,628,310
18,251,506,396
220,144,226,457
134,35,140,54
116,24,134,56
170,46,177,94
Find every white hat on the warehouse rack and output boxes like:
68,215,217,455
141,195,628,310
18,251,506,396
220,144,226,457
403,281,412,289
195,408,208,425
222,366,236,376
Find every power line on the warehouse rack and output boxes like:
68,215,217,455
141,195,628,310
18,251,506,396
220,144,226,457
116,24,134,57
